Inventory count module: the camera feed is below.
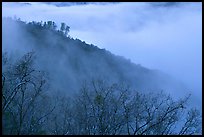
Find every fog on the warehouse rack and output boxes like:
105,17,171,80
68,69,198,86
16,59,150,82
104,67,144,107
2,2,202,108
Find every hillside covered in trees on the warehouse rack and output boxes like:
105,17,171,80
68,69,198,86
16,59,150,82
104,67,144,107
2,17,202,135
2,17,186,96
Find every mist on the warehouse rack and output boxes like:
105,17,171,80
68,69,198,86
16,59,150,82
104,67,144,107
2,2,202,108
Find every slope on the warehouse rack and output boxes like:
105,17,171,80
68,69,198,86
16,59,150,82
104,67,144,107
2,17,187,97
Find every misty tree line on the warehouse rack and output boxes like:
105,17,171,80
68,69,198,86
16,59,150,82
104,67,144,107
2,52,202,135
29,20,70,36
5,17,70,37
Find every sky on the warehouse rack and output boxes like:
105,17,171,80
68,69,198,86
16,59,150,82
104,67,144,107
2,2,202,106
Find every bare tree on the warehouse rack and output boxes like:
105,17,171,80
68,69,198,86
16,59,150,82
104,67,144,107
71,81,134,134
179,108,202,135
69,80,202,135
2,53,201,135
2,52,54,135
45,92,74,135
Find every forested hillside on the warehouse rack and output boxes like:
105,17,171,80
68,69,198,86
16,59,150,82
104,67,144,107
2,17,201,135
2,17,186,95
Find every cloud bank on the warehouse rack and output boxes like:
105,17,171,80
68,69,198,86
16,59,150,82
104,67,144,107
2,2,202,107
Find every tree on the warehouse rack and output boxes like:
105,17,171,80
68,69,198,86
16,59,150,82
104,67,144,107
60,22,66,34
68,80,202,135
52,22,57,30
2,51,54,135
43,22,47,28
47,21,53,29
179,108,202,135
65,26,70,36
2,51,201,135
46,21,57,30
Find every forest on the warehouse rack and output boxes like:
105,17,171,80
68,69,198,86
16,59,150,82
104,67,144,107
2,17,202,135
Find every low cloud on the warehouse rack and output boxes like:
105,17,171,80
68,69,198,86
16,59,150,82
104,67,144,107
2,2,202,107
